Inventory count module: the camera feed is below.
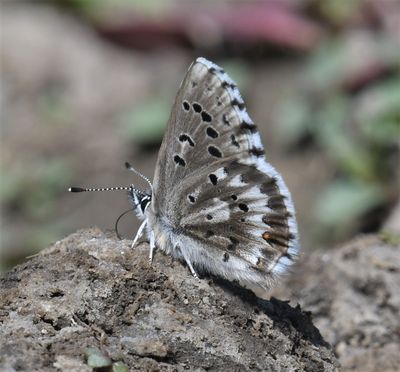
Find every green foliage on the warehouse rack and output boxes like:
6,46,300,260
379,230,400,247
1,159,72,219
315,181,383,240
120,98,170,147
278,32,399,243
69,0,167,18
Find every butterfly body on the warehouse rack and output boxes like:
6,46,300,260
128,57,299,290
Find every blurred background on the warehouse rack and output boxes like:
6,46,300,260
1,0,399,272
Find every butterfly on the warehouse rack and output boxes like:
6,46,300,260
70,57,299,291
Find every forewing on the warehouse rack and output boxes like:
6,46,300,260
152,58,298,277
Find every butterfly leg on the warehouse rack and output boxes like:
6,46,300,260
131,220,147,248
186,260,199,281
175,245,199,280
149,231,156,263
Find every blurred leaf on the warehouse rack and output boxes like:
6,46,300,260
305,39,347,91
24,225,65,255
356,78,400,144
276,97,314,144
315,180,384,238
37,86,69,126
306,33,400,93
1,159,72,219
379,230,400,247
71,0,167,18
315,0,362,25
315,95,378,181
0,223,67,272
121,98,170,147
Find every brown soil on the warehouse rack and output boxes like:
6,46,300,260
272,234,400,372
0,228,338,371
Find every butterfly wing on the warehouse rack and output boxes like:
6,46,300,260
149,57,299,287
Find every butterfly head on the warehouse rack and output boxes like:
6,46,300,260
128,186,152,219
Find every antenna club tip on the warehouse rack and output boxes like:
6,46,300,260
125,161,131,169
69,187,86,193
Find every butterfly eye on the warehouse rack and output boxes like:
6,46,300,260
140,196,151,213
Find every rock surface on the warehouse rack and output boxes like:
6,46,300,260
272,234,400,372
0,228,338,371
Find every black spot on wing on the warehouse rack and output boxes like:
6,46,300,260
179,134,195,147
201,111,212,123
192,103,202,113
174,155,186,167
182,101,190,111
206,127,218,138
238,203,249,212
240,121,257,134
231,134,240,148
249,147,265,157
208,146,222,158
222,81,236,89
209,174,218,185
222,114,230,126
231,98,245,110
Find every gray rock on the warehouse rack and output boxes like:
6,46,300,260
273,234,400,372
0,227,338,371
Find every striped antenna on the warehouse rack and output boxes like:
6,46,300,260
68,186,132,193
125,162,152,190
